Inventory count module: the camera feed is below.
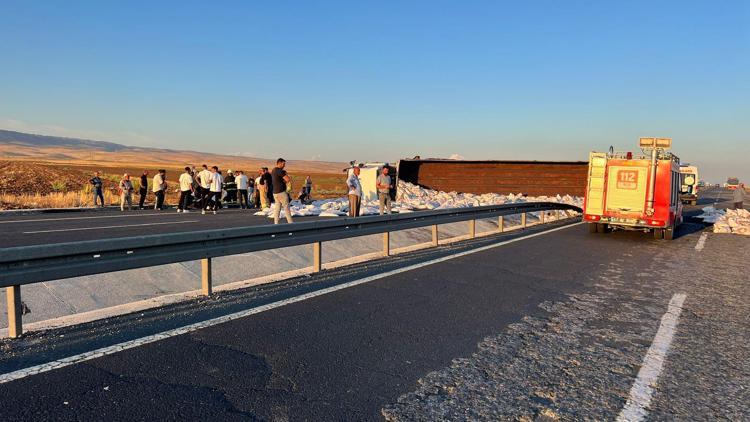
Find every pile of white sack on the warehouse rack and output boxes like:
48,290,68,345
696,206,750,235
254,181,583,219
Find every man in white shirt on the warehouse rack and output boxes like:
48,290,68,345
236,170,251,209
204,166,223,215
347,166,362,217
152,169,167,210
197,164,213,210
177,167,194,213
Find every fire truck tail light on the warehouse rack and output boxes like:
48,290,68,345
648,219,664,226
584,214,601,221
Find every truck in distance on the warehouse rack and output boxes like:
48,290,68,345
583,137,683,240
679,165,699,205
726,177,740,190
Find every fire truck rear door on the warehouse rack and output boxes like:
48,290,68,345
605,165,649,213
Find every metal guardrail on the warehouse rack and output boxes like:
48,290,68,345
1,202,581,338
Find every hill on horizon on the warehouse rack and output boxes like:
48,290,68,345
0,129,346,173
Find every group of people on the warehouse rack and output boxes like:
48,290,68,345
91,159,311,224
92,161,397,223
346,165,395,217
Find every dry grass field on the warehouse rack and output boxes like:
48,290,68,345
0,130,351,209
0,160,347,209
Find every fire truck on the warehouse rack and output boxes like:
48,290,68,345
679,165,699,205
583,138,683,240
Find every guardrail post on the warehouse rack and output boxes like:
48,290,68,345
201,258,212,295
313,242,322,272
498,216,504,233
6,285,22,338
540,211,545,224
383,232,390,256
521,212,527,228
555,209,560,221
431,225,439,246
469,220,476,238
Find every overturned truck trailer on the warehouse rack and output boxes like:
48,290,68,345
397,158,588,197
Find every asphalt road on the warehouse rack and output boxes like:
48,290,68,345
0,187,732,248
0,187,744,421
0,207,324,248
0,220,593,421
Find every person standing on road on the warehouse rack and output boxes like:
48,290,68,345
271,158,294,224
138,170,149,209
197,164,213,210
733,183,745,210
224,170,237,203
152,169,167,210
376,166,392,215
302,175,313,202
177,167,194,213
247,172,255,207
256,168,267,208
119,173,134,211
261,167,274,207
90,171,105,207
347,166,362,217
254,170,264,208
204,166,223,214
236,170,251,209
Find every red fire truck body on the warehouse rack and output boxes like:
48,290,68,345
583,139,683,240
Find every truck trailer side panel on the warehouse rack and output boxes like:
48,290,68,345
397,159,588,197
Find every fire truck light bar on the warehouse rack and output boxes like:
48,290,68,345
639,137,672,149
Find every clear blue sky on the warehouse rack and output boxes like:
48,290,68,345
1,0,747,182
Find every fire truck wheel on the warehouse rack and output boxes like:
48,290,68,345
653,228,664,239
598,223,611,233
664,225,675,240
588,223,598,233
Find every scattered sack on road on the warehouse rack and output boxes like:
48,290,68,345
699,207,750,236
252,181,583,219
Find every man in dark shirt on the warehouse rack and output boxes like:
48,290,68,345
261,167,274,205
271,158,293,224
138,171,149,209
90,171,105,207
224,170,237,203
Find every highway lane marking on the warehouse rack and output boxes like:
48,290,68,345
694,233,708,251
23,220,199,234
0,221,583,384
0,209,254,224
617,293,687,422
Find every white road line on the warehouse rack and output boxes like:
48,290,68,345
0,221,583,384
617,293,687,422
0,209,251,224
694,233,708,251
23,220,199,234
